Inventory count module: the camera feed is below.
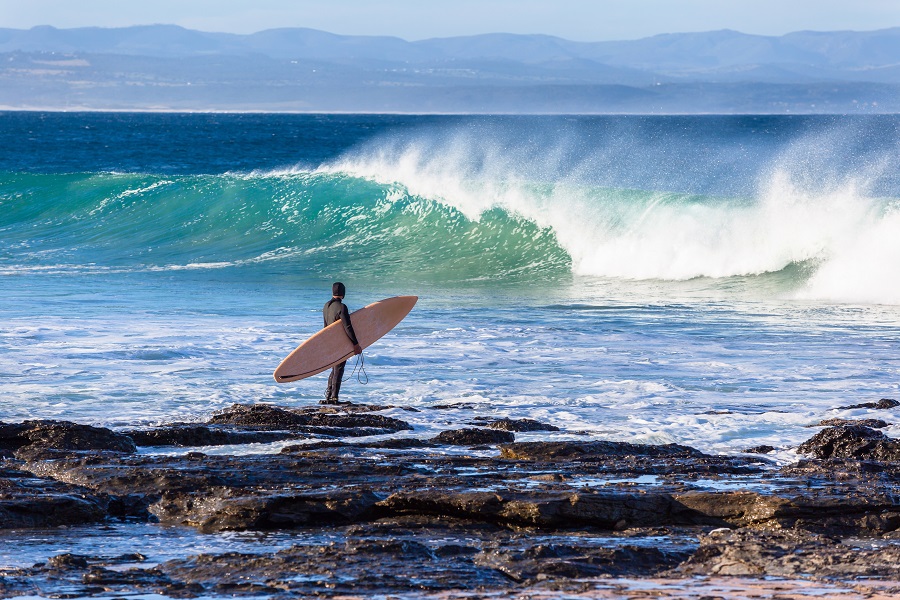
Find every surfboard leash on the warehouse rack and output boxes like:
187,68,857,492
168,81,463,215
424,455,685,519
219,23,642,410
343,351,369,385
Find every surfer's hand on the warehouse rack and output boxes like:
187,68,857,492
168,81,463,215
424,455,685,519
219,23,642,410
353,344,363,355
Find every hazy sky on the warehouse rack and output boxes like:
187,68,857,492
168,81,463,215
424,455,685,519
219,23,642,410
2,0,899,41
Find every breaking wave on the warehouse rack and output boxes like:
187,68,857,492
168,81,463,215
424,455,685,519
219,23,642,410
2,117,899,303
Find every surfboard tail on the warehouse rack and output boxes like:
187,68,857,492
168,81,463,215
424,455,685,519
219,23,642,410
274,351,355,382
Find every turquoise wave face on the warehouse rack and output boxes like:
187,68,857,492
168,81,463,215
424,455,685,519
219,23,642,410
0,171,571,283
4,164,899,304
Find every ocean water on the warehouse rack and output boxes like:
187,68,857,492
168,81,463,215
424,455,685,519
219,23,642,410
1,112,899,461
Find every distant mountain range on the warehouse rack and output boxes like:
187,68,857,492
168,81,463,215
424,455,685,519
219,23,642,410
1,25,898,113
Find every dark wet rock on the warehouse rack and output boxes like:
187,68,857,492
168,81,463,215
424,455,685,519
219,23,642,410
432,428,515,445
106,494,156,520
152,490,382,532
797,425,900,461
159,536,512,595
102,404,416,449
0,494,108,529
153,525,701,593
81,565,181,589
279,440,347,453
378,490,697,530
679,487,900,535
355,437,430,449
298,402,420,414
22,453,235,497
302,413,412,431
9,444,777,533
480,418,561,432
674,491,793,528
500,440,706,461
280,437,431,453
676,528,900,578
782,456,900,482
811,418,889,428
7,518,900,598
0,551,196,599
16,450,429,530
123,424,305,447
1,420,135,458
16,431,772,529
208,403,308,427
0,422,30,451
115,552,148,562
45,552,148,571
475,544,689,582
208,402,412,435
20,452,340,497
8,427,787,537
23,421,136,454
838,398,899,410
0,468,109,528
47,553,91,569
434,544,480,557
742,445,776,454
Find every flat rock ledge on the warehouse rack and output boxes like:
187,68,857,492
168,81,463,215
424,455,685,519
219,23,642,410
3,411,900,597
477,417,562,432
810,418,890,428
677,528,900,578
837,398,899,410
1,420,136,459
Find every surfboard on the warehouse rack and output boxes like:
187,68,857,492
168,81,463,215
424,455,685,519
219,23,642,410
273,295,418,383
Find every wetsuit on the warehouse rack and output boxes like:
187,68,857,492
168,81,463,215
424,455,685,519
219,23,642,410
323,297,359,401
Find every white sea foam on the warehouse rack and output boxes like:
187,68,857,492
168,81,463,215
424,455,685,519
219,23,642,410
2,274,899,460
88,179,175,216
798,201,900,305
323,126,900,304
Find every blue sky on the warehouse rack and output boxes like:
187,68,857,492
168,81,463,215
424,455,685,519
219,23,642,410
2,0,898,40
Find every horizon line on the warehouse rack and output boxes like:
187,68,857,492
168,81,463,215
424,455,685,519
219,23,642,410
5,23,900,45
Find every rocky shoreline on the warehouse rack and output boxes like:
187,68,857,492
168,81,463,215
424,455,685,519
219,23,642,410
2,400,900,598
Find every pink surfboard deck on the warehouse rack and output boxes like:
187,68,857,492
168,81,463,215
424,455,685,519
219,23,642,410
273,295,418,383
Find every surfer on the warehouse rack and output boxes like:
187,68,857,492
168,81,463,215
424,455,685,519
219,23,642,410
322,282,363,404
